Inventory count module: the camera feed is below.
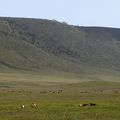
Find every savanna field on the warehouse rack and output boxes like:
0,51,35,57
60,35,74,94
0,17,120,120
1,0,120,119
0,72,120,120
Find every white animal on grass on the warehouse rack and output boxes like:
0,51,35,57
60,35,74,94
21,105,25,108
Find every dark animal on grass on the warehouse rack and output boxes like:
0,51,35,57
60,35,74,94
52,91,55,93
40,91,47,94
59,89,63,92
58,89,63,93
88,103,96,106
48,90,52,93
79,103,96,107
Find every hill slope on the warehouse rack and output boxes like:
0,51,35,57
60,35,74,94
0,17,120,76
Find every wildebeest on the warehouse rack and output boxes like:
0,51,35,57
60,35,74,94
40,91,47,94
88,103,96,106
79,103,96,107
52,91,56,93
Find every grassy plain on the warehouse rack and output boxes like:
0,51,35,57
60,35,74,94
0,71,120,120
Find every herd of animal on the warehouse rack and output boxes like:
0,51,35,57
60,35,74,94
40,89,63,94
20,102,37,108
20,102,96,108
18,89,96,109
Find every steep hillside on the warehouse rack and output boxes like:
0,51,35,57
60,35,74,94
0,17,120,75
